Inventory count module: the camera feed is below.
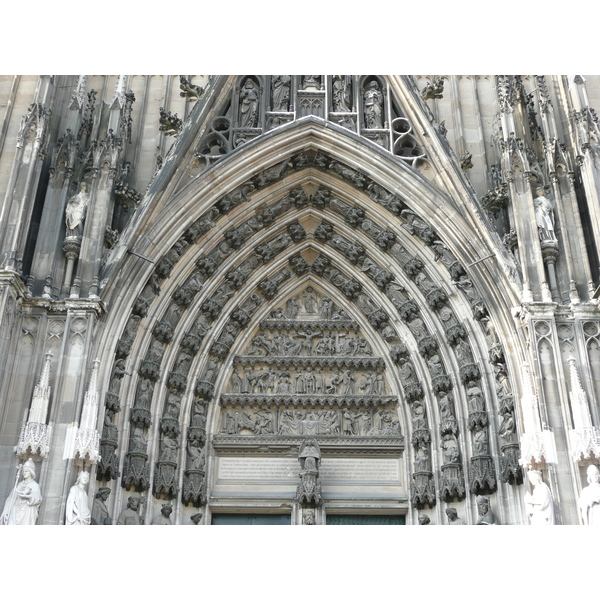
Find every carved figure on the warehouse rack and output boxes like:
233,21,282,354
271,75,291,111
239,79,259,128
303,508,316,525
117,495,143,525
476,495,495,525
189,513,203,525
446,507,465,525
332,75,352,112
159,435,179,463
533,187,557,242
1,459,43,525
524,470,555,525
297,439,322,505
411,401,427,431
318,297,333,320
65,471,91,525
285,297,301,319
91,487,111,525
302,287,317,313
418,515,430,525
153,504,173,525
363,81,383,129
65,182,90,235
579,465,600,525
466,381,485,413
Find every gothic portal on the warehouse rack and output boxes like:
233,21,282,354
1,75,600,525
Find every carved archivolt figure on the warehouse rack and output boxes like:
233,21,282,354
1,459,43,525
524,470,555,525
65,182,90,236
239,79,259,128
579,465,600,525
153,504,173,525
363,81,383,129
65,471,91,525
533,187,557,242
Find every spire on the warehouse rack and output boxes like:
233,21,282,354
28,351,53,424
73,359,101,464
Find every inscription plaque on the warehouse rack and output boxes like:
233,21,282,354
217,457,400,483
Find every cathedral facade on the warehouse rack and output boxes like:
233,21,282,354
0,75,599,525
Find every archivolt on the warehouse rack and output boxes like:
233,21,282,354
92,122,524,512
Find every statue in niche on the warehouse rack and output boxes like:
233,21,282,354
1,459,42,525
494,363,512,398
187,439,205,470
533,187,557,242
239,79,259,128
65,182,90,236
466,381,485,413
407,316,427,339
332,75,352,112
153,504,173,525
476,495,495,525
363,81,383,129
165,392,181,419
302,287,317,313
65,471,91,525
318,297,334,320
297,439,322,505
117,495,144,525
427,354,444,377
498,402,516,439
525,470,555,525
454,338,472,364
135,378,153,410
398,357,417,384
271,75,291,111
446,507,465,525
579,465,600,525
159,434,179,463
285,297,301,319
91,487,111,525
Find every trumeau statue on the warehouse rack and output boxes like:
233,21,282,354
65,471,91,525
65,182,90,236
1,459,43,525
363,81,383,129
91,487,112,525
579,465,600,525
297,439,322,505
524,470,555,525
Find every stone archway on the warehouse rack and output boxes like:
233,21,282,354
91,116,526,525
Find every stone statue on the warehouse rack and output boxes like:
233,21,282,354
271,75,291,111
476,495,495,525
524,470,555,525
153,503,173,525
363,81,383,129
446,507,464,525
117,494,144,525
332,75,352,112
65,182,90,236
91,487,112,525
239,78,259,128
65,471,91,525
1,459,43,525
418,515,430,525
533,187,557,242
303,508,316,525
297,439,322,505
579,465,600,525
302,286,317,313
